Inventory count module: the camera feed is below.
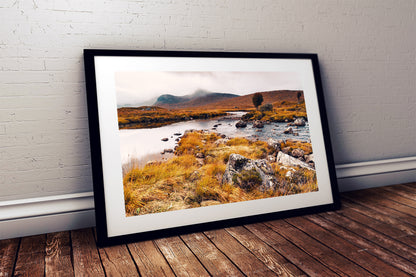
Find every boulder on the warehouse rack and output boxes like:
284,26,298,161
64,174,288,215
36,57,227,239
305,154,315,168
222,154,279,192
276,151,314,170
267,138,281,151
267,155,276,163
253,120,264,128
293,117,306,126
195,152,205,159
305,153,314,163
161,137,169,141
282,147,291,154
235,120,247,128
291,148,305,158
174,132,182,136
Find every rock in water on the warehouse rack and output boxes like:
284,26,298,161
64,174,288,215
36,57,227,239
253,120,264,128
276,151,314,170
235,120,247,128
283,127,293,134
293,117,306,126
222,154,279,192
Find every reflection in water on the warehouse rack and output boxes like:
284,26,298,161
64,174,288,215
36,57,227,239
119,112,310,166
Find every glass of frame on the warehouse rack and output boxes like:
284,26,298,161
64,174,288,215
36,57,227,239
84,50,340,246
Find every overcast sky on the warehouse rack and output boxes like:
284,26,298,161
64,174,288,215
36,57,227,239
115,71,302,106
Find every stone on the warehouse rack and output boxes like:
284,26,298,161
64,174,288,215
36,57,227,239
276,151,314,170
214,138,229,146
161,137,168,141
253,120,264,128
282,147,291,154
293,117,306,126
195,152,205,159
283,127,293,134
235,120,247,128
161,148,174,154
174,132,182,136
291,148,305,158
305,153,314,163
267,138,281,151
222,154,279,192
267,154,276,163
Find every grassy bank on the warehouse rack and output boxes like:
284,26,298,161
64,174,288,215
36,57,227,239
123,131,317,216
242,101,307,122
118,106,227,129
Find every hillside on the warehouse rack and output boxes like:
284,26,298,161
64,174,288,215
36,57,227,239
154,90,238,108
198,90,303,110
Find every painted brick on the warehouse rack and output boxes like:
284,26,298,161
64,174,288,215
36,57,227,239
0,0,415,201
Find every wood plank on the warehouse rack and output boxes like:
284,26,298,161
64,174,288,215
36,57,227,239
338,207,416,246
225,226,306,276
342,198,416,236
45,232,73,277
375,187,416,208
383,184,416,199
127,240,175,277
13,235,46,277
0,238,19,277
245,222,338,276
321,211,416,263
71,228,105,277
306,214,416,276
285,216,410,277
180,232,243,277
98,244,139,277
345,190,416,219
342,194,416,227
265,219,373,276
397,183,416,194
155,236,210,277
204,228,277,276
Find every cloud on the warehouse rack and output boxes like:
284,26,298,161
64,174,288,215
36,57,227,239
115,71,301,106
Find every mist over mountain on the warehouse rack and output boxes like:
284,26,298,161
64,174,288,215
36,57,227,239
153,89,238,108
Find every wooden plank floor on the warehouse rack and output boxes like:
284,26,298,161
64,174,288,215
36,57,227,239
1,182,415,276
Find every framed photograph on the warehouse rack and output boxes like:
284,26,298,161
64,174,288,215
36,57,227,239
84,49,340,246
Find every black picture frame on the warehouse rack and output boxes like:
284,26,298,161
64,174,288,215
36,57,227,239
84,49,340,247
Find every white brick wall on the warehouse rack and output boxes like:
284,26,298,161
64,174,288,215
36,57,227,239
0,0,415,201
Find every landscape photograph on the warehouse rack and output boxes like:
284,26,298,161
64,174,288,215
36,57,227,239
116,71,318,216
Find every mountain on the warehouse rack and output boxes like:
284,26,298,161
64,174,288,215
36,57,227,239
153,89,238,109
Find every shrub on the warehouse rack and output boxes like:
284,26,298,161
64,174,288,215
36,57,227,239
259,103,273,112
232,169,262,191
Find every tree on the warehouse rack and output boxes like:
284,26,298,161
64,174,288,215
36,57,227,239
297,91,302,104
252,93,263,110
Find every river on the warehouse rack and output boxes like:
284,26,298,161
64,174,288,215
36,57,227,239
119,112,310,166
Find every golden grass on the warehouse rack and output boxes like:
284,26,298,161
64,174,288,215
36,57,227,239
242,101,307,122
123,131,317,216
118,106,227,129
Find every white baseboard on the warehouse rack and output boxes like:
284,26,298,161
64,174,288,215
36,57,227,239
0,156,415,240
